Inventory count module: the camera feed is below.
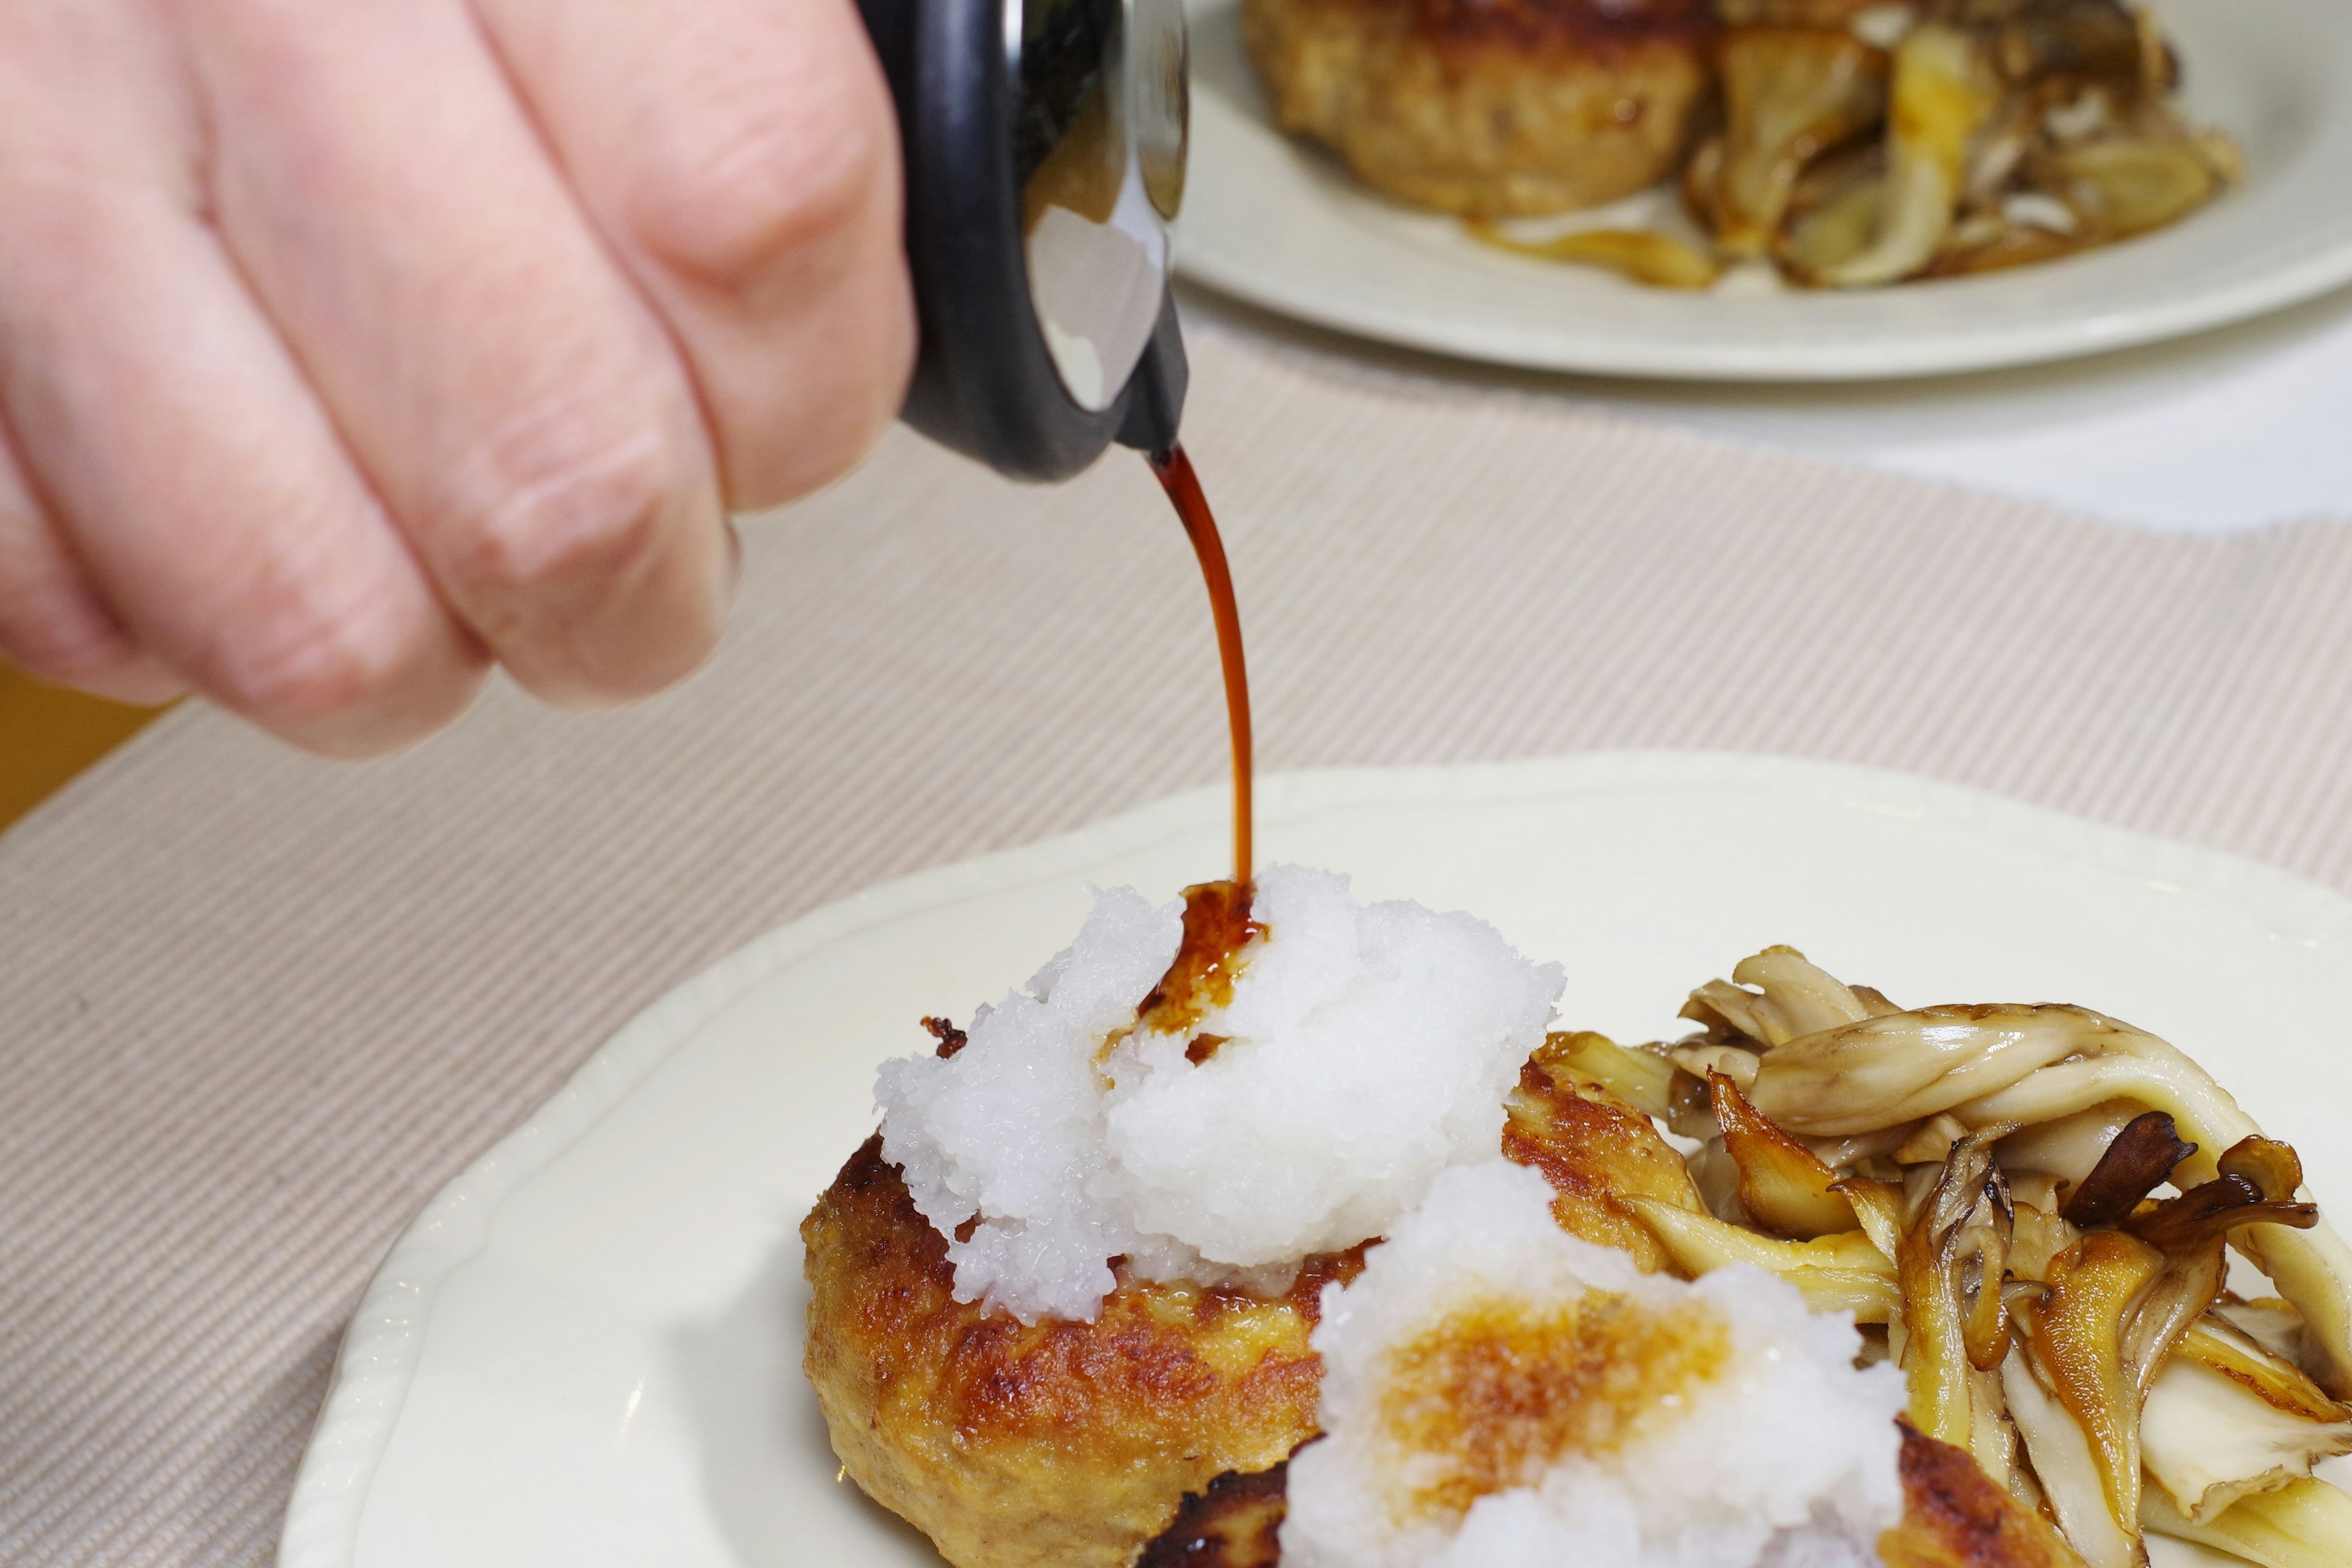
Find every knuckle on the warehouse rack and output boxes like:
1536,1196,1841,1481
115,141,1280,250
440,409,690,615
0,550,136,687
0,605,139,688
726,270,915,509
208,597,428,728
758,371,900,504
202,571,444,728
622,72,897,293
214,592,480,756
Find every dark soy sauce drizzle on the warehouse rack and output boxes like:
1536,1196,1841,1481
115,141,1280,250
1148,443,1253,889
927,447,1261,1065
1133,445,1261,1065
1132,878,1261,1048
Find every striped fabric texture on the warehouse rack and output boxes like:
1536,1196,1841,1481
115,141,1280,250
3,319,2350,1565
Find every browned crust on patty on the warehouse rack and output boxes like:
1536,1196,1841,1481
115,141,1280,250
802,1137,1353,1568
1879,1422,2089,1568
1136,1460,1294,1568
1243,0,1713,216
1409,0,1711,53
1501,1039,1708,1275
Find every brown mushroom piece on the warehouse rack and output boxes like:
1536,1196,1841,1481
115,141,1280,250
1813,21,2002,287
1683,943,1883,1047
2118,1231,2227,1401
1709,1068,1862,1238
1464,221,1722,288
1638,947,2352,1567
1989,0,2144,85
1893,1131,2015,1461
1744,1003,2117,1137
1623,1194,1902,1319
2142,1475,2352,1568
2128,1158,2320,1252
1705,26,1890,256
2141,1315,2352,1528
2007,1173,2310,1567
1999,1103,2149,1194
2038,130,2223,242
1923,216,2086,279
2059,1110,2195,1229
2214,1295,2307,1363
2005,1278,2147,1568
1886,1036,2352,1401
2031,1109,2234,1410
1777,145,1888,280
1540,1028,1685,1120
1687,944,2352,1401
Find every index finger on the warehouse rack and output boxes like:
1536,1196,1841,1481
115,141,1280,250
469,0,916,511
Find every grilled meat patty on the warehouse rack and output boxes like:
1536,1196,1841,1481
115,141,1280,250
1242,0,1713,216
802,1039,1698,1568
802,1137,1357,1568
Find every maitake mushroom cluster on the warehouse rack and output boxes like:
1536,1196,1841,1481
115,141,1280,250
1477,0,2241,289
1712,0,2231,284
1570,947,2352,1566
1144,947,2352,1568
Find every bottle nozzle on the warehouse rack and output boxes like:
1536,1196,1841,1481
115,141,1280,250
1114,294,1188,460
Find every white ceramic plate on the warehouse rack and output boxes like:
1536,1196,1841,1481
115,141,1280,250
280,753,2352,1568
1175,0,2352,380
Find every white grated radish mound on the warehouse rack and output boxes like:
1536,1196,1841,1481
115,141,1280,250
1104,866,1564,1274
1283,1161,1907,1568
875,884,1179,1323
875,865,1562,1324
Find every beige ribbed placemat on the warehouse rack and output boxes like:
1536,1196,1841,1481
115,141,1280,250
5,318,2352,1566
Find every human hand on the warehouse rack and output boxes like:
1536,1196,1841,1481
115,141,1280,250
0,0,914,756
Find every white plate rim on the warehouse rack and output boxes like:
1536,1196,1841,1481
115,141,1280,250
274,749,2352,1568
1173,0,2352,381
1177,226,2352,383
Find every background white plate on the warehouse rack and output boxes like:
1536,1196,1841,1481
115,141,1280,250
281,754,2352,1567
1175,0,2352,380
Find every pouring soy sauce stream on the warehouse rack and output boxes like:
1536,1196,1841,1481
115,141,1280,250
1150,445,1252,886
856,0,1256,890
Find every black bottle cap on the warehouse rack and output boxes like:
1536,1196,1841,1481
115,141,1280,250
858,0,1188,482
